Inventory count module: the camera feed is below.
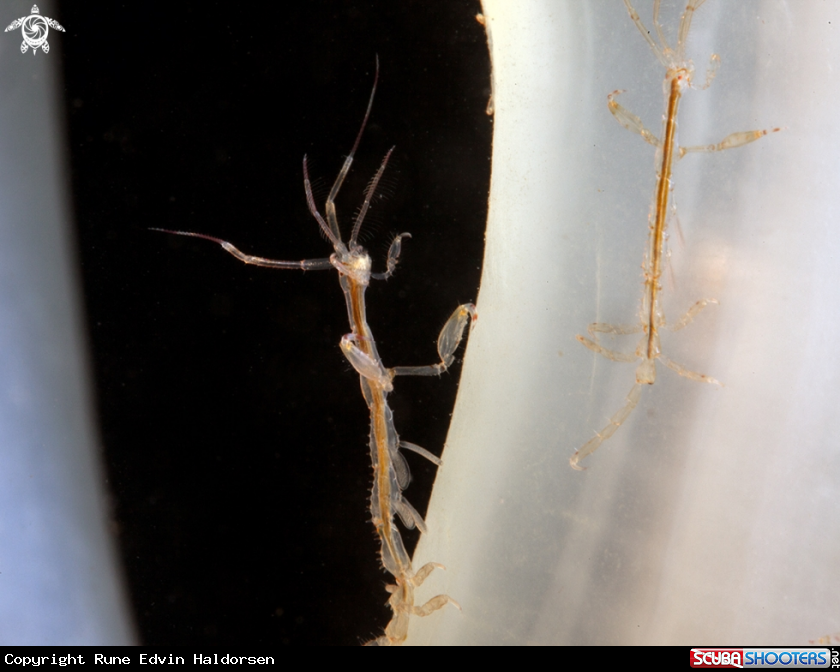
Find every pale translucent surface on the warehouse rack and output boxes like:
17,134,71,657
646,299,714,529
408,0,840,645
0,0,134,644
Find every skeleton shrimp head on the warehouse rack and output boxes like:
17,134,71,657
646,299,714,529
624,0,719,92
331,244,372,286
668,65,693,95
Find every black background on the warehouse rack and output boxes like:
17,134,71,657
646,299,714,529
60,1,490,646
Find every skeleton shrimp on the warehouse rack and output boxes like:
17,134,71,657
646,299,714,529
153,59,475,645
571,0,781,470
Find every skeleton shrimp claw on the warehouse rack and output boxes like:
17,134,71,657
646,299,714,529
607,90,661,148
572,0,779,469
340,333,394,391
391,303,477,378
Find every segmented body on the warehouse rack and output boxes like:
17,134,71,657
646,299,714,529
154,60,473,644
645,69,684,363
570,0,781,469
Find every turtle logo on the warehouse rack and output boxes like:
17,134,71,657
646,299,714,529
5,5,65,55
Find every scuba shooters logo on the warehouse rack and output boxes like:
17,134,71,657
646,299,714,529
690,648,833,668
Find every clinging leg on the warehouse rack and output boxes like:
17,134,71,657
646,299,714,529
694,53,721,91
391,303,477,377
577,334,639,363
400,441,443,466
408,562,461,616
372,563,460,646
679,126,784,159
659,355,720,385
669,298,717,332
570,383,643,470
588,321,643,337
608,90,661,148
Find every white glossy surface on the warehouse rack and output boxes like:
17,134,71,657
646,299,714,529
408,0,839,645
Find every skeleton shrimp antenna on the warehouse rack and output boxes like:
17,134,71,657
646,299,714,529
153,58,475,644
311,56,380,247
571,0,781,470
623,0,703,66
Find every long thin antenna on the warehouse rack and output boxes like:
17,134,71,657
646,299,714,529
322,57,381,242
347,55,380,167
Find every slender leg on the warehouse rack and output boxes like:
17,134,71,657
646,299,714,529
577,334,638,363
608,90,661,148
679,126,783,158
588,321,643,337
693,53,721,91
669,201,685,249
400,441,442,466
669,298,717,332
571,383,644,470
659,355,721,385
392,304,477,377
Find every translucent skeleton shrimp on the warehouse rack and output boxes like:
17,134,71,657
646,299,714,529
571,0,781,470
154,60,476,645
